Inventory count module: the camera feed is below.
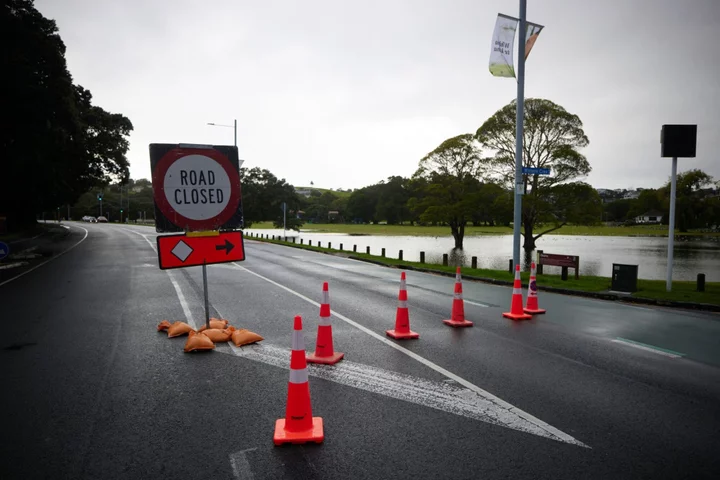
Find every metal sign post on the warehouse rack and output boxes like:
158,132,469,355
202,262,210,329
282,202,287,238
666,157,678,292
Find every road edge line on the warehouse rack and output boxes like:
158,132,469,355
612,338,684,358
0,224,89,288
129,229,196,328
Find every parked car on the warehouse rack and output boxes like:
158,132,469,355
97,216,108,223
82,216,97,223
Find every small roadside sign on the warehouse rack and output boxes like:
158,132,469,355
522,167,551,175
0,241,9,261
157,231,245,270
149,144,243,233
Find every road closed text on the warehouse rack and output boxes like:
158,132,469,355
173,170,224,204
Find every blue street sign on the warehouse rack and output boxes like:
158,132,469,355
0,241,9,261
522,167,551,175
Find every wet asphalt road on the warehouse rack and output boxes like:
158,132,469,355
1,222,719,479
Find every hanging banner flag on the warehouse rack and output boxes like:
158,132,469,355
489,14,518,77
524,21,544,60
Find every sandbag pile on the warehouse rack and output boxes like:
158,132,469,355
156,317,263,353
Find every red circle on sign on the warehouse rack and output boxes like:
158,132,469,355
152,147,241,231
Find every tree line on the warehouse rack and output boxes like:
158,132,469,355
602,170,719,231
2,1,133,232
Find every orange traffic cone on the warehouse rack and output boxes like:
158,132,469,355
443,267,473,328
524,262,546,315
274,315,324,446
503,265,532,320
386,272,419,339
306,282,344,365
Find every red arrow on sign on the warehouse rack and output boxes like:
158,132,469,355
157,231,245,270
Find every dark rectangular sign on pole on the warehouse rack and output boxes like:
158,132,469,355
661,125,697,158
157,231,245,270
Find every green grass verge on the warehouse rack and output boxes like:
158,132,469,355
247,222,720,238
248,234,720,307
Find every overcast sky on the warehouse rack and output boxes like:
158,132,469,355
37,0,719,190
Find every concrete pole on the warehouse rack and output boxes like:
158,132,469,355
666,157,678,291
234,119,237,147
512,0,527,270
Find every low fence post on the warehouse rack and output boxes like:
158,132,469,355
443,254,448,266
340,243,343,250
420,252,425,263
471,256,477,269
537,250,543,275
381,248,385,257
366,246,370,255
399,250,403,261
508,259,513,273
309,240,312,246
300,238,304,245
328,242,332,249
561,266,569,281
697,273,706,292
353,245,357,252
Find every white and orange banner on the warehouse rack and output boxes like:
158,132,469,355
489,14,544,78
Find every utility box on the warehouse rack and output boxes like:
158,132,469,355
611,264,639,293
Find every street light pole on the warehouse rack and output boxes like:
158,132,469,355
512,0,527,271
207,120,237,147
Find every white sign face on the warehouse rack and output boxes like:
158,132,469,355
163,154,231,220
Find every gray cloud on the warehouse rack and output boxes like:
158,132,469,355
37,0,720,190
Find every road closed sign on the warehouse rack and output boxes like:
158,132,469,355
150,144,243,232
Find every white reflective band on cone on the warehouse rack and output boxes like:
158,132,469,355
292,330,305,350
400,279,406,290
319,315,332,326
456,274,461,282
453,293,463,300
289,367,309,384
513,287,522,295
398,300,408,308
322,290,330,304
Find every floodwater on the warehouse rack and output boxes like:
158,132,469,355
244,228,720,282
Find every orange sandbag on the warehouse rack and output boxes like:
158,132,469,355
167,321,195,338
203,328,231,343
230,329,264,347
157,320,171,331
184,331,215,352
197,318,229,332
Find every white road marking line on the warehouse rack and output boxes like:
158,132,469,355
465,299,489,308
611,338,684,358
0,225,89,288
129,229,195,328
222,341,579,445
229,448,257,480
232,263,587,448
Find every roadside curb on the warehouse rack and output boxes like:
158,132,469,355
247,236,720,313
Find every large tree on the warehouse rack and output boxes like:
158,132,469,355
239,167,302,229
662,169,715,232
410,134,484,248
1,0,133,231
476,98,595,251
